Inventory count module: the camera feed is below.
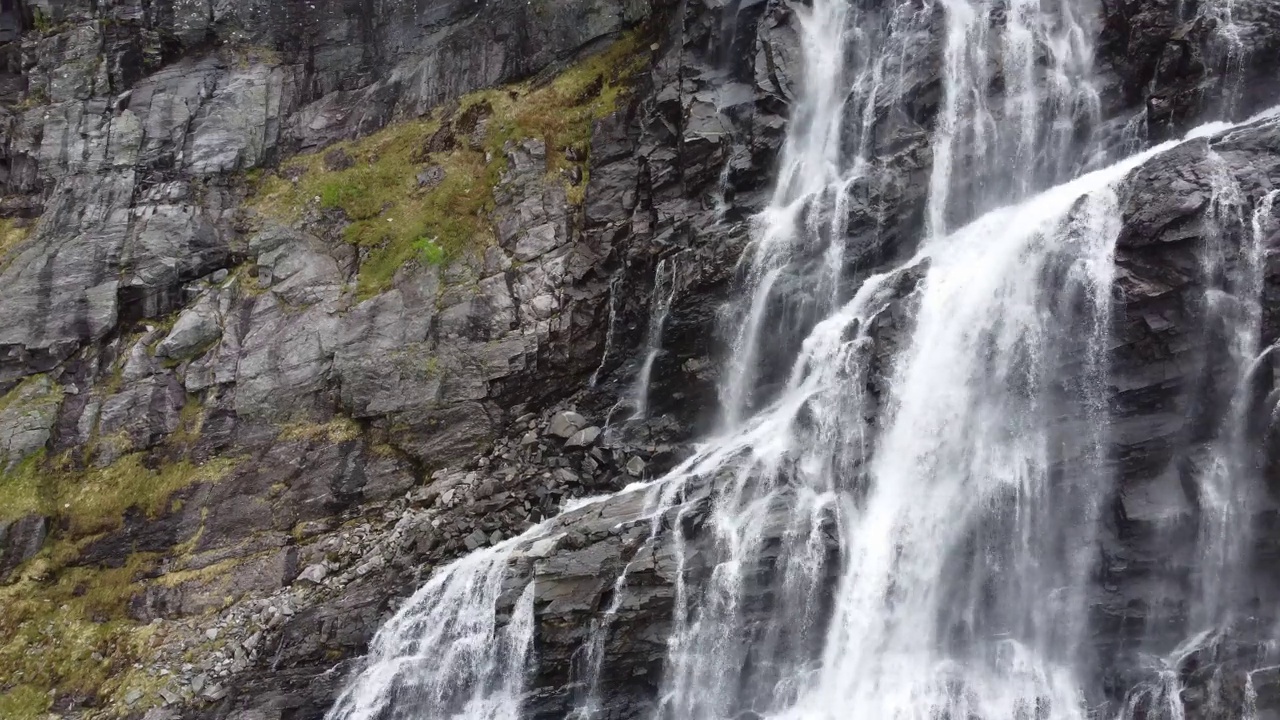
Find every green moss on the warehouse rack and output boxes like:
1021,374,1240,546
0,472,243,714
0,685,50,717
416,237,447,265
277,416,362,444
0,217,32,267
0,451,49,524
169,396,206,449
248,31,652,299
0,450,237,537
0,551,160,718
423,355,442,379
62,454,238,538
154,556,244,589
30,8,54,33
0,374,60,421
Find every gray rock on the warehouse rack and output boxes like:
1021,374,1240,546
0,514,48,579
548,411,587,439
565,426,601,448
296,563,329,586
155,295,222,360
417,165,446,189
0,375,62,471
464,528,490,550
625,456,646,477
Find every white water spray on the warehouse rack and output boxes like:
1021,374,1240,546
323,2,1280,719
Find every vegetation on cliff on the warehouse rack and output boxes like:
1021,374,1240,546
0,400,237,717
249,32,651,297
0,30,655,718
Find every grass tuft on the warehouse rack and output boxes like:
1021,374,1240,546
0,551,161,719
0,217,34,270
277,416,362,444
247,31,652,298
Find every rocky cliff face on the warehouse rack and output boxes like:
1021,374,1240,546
2,0,1280,719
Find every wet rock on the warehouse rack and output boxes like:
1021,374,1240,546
625,456,646,477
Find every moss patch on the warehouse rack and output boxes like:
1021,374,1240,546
0,551,161,719
248,31,652,298
169,396,206,449
0,449,239,716
0,374,59,416
277,416,362,444
0,217,32,267
0,685,49,718
0,451,237,537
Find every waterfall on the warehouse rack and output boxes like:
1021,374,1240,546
630,256,680,420
722,0,1099,428
1188,158,1267,630
718,0,852,427
326,542,539,720
588,275,623,389
324,2,1280,719
927,0,1099,235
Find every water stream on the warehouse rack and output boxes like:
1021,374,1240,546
325,2,1280,719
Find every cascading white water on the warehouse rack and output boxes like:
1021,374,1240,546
779,154,1143,720
630,256,680,420
589,276,623,389
324,2,1280,720
928,0,1099,235
1109,180,1280,720
326,542,539,720
718,0,852,427
1189,157,1265,630
722,0,1099,428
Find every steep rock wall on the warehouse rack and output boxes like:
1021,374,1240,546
0,0,1278,719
